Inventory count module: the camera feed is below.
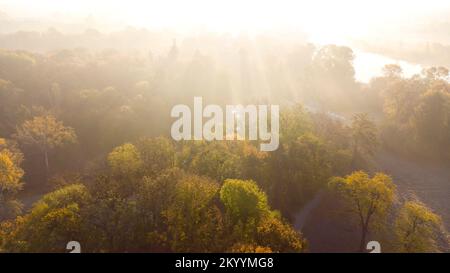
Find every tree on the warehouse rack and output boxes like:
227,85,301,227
309,45,357,111
229,243,272,253
411,89,450,158
312,45,355,85
1,184,90,252
179,139,268,184
382,64,403,78
220,179,269,247
0,79,23,135
279,104,312,143
220,179,305,252
381,77,423,124
265,133,333,219
108,143,143,177
329,171,396,252
15,115,76,177
350,113,378,169
83,175,140,252
181,141,243,182
164,175,223,252
0,49,36,84
256,215,305,253
422,66,449,81
220,179,269,224
135,167,184,251
395,201,443,253
135,137,175,178
0,145,24,221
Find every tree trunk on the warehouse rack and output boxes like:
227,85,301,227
351,140,358,169
44,149,49,180
359,224,368,252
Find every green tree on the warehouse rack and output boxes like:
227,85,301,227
309,45,357,111
0,79,23,135
164,175,223,252
83,176,139,252
135,137,175,177
313,45,355,81
329,171,396,252
220,179,305,252
350,113,378,169
220,179,269,223
411,89,450,158
266,133,332,219
220,179,269,247
395,201,443,253
381,77,423,124
135,168,184,251
279,104,312,143
183,141,243,182
107,143,144,197
108,143,143,177
1,184,90,252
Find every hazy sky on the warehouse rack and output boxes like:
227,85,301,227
1,0,450,43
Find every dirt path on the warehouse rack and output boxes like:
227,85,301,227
293,190,324,230
19,192,44,210
375,151,450,228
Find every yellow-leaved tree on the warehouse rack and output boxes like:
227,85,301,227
15,115,76,178
329,171,396,252
0,138,24,221
395,201,443,253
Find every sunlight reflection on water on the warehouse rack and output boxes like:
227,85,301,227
353,50,423,83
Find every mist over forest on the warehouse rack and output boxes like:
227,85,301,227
0,1,449,253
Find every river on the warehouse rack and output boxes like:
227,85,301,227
353,49,423,83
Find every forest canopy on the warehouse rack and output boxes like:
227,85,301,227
0,28,448,253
